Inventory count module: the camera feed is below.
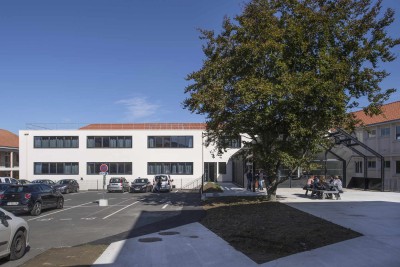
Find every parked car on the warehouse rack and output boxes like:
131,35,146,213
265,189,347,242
17,179,31,185
130,178,153,193
0,208,29,260
0,184,64,216
53,179,79,194
107,177,130,193
31,179,56,186
0,177,19,184
153,174,173,192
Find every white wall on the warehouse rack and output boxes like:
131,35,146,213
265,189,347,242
19,129,240,190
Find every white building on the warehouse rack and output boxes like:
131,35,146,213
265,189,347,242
329,101,400,192
19,123,242,190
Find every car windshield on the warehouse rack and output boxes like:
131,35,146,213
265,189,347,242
110,178,121,183
134,179,147,183
155,176,168,181
57,180,69,184
0,184,10,191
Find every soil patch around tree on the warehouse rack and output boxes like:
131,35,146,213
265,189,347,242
201,196,362,264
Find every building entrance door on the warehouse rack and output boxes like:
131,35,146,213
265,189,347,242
204,162,217,182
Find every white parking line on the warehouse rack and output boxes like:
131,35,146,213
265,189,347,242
28,201,93,221
162,204,168,209
60,218,72,221
102,201,139,219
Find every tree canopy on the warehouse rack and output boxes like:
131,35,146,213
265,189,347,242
183,0,399,200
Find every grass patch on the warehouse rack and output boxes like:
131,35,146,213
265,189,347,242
201,196,362,264
202,182,223,193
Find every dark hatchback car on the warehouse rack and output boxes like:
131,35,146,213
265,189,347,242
0,184,64,216
53,179,79,194
130,178,153,193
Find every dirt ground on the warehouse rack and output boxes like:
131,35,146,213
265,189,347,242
201,196,362,264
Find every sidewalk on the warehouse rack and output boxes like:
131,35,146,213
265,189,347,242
93,184,400,267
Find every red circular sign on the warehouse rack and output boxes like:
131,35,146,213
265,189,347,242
100,164,108,172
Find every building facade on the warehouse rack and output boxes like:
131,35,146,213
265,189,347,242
0,129,19,178
327,101,400,192
19,123,242,190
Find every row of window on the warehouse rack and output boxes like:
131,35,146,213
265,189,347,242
87,136,132,148
34,136,79,148
148,136,193,148
33,135,242,149
355,160,400,174
34,162,225,175
147,162,193,175
367,125,400,140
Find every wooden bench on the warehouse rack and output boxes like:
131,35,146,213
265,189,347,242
303,187,341,200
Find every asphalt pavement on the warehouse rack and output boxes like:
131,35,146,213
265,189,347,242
93,184,400,267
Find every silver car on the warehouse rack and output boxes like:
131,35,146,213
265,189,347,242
0,208,29,260
153,174,173,192
107,177,130,193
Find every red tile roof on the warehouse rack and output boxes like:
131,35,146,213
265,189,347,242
79,123,206,130
0,129,19,148
352,101,400,126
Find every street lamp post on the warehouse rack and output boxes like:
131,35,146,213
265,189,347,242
201,132,204,200
24,133,29,180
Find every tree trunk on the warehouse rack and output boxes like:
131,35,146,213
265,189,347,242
266,181,278,201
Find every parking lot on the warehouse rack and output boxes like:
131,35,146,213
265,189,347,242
1,190,199,267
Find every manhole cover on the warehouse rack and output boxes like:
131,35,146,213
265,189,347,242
159,231,180,236
189,235,199,238
138,237,162,243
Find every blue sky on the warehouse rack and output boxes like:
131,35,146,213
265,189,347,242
1,0,399,135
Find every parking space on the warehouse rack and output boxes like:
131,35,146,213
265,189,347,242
2,190,194,267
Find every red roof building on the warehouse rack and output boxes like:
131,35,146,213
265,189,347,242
352,101,400,126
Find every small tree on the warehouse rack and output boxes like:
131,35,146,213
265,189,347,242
184,0,399,201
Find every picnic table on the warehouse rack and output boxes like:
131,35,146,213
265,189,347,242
303,186,341,200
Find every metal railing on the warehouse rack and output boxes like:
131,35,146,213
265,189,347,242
181,177,202,191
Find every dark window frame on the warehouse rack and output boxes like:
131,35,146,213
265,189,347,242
34,162,79,175
384,161,391,169
218,162,227,174
355,161,363,173
34,136,79,148
147,136,193,148
367,160,376,169
147,162,193,175
87,136,132,148
86,162,133,175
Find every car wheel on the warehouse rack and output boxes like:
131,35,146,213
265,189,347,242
31,201,42,216
57,197,64,209
9,230,27,260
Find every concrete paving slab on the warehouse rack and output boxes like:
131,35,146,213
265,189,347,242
93,222,255,267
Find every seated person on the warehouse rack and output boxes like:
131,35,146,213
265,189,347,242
311,176,320,197
333,176,343,193
304,176,314,189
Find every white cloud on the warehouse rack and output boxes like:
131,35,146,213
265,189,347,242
116,97,161,121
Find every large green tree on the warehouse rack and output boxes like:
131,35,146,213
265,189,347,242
184,0,399,200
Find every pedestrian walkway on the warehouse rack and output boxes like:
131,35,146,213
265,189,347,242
93,185,400,267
